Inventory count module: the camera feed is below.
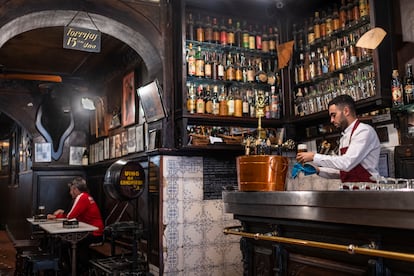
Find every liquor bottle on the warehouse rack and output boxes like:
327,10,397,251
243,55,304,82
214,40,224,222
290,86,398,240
307,18,315,45
332,4,340,31
391,69,404,107
218,86,228,116
195,46,204,77
195,13,204,42
205,85,213,114
359,0,369,18
187,43,196,76
256,60,268,84
249,89,256,117
217,53,225,80
255,24,262,51
211,52,218,80
248,25,256,50
242,91,249,117
267,58,277,86
227,88,235,116
313,11,321,40
339,0,348,29
227,18,235,46
187,83,196,114
404,64,414,104
321,46,329,74
204,16,213,43
246,59,255,83
348,33,357,64
346,0,354,25
234,88,243,117
353,0,360,22
235,53,243,82
235,21,242,48
204,51,212,79
242,21,249,49
186,13,194,41
264,91,271,119
261,25,269,53
220,18,227,45
226,52,235,81
212,17,220,43
315,47,322,77
211,85,220,115
270,86,280,119
268,27,277,54
319,11,327,39
196,84,205,114
325,8,333,36
309,51,316,79
298,53,305,83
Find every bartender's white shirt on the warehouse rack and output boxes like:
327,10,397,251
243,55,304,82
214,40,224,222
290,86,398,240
313,120,381,180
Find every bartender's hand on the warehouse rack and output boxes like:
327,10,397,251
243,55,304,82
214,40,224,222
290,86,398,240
296,152,315,164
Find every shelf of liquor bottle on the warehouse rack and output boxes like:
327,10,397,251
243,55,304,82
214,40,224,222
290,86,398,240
302,15,370,50
186,40,277,58
294,56,373,88
186,76,273,89
182,113,284,128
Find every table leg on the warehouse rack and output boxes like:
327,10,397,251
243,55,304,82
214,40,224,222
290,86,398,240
71,241,77,276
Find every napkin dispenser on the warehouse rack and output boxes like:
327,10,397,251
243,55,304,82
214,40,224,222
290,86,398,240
63,219,79,228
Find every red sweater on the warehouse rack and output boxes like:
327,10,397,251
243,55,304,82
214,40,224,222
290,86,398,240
57,192,104,236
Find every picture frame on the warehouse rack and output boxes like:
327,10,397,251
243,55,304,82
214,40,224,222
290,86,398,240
122,71,136,126
104,137,110,160
135,124,144,152
69,146,86,165
34,143,51,163
127,126,136,153
136,79,166,123
121,131,128,156
95,97,108,138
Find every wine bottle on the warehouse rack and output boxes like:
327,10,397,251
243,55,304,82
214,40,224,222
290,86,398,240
392,69,404,107
404,64,414,104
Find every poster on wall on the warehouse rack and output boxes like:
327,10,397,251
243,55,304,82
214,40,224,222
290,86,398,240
35,143,51,163
122,71,136,126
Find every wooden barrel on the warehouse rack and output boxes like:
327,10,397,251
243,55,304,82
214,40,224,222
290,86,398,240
104,159,146,201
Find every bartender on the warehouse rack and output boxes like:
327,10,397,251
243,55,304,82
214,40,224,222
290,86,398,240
296,94,381,182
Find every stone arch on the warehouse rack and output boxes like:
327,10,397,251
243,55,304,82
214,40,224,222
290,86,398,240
0,10,162,79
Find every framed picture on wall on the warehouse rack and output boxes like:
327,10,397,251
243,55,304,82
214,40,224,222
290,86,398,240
69,146,86,165
122,71,136,126
95,97,108,138
136,124,144,152
137,79,166,123
34,143,51,163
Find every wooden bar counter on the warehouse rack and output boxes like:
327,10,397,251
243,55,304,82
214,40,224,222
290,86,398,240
223,190,414,275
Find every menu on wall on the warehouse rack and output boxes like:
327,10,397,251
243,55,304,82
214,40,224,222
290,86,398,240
203,156,237,200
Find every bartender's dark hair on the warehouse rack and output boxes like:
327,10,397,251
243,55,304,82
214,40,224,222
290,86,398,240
68,176,88,192
328,94,356,115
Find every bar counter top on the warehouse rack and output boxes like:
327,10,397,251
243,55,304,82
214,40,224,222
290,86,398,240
223,190,414,230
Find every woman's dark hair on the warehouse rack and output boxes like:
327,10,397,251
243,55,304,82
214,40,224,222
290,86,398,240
328,94,356,115
68,176,88,192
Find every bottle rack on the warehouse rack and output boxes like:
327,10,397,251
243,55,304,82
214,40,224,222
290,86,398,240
292,16,376,117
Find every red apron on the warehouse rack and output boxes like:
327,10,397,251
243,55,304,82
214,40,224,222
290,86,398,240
339,120,374,183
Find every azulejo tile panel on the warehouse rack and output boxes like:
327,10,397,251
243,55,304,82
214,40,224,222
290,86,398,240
162,156,242,275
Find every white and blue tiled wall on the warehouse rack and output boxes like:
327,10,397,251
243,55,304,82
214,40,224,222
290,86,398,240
161,156,243,276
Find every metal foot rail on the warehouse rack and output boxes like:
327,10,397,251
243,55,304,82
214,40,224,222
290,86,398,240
224,226,414,262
